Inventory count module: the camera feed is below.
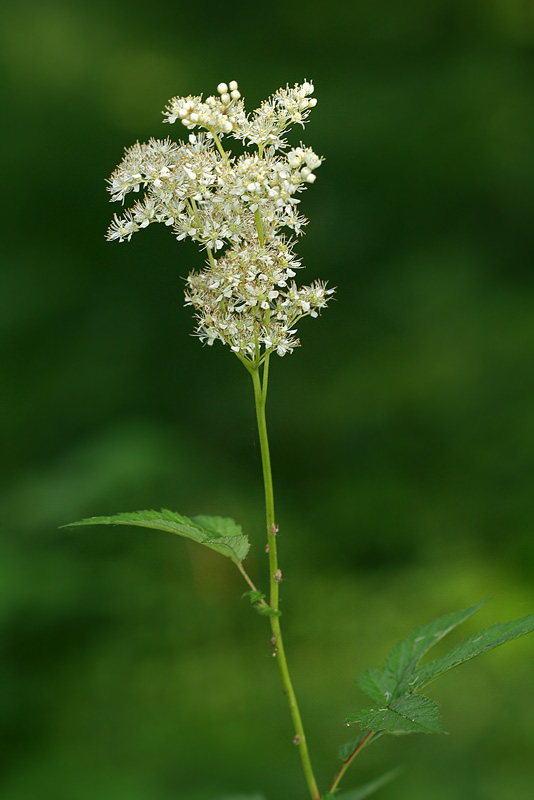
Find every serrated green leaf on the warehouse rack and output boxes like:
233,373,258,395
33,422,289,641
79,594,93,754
192,515,243,538
350,602,534,741
357,669,389,704
379,602,485,699
411,613,534,692
334,767,402,800
243,589,266,605
63,509,250,564
346,694,442,734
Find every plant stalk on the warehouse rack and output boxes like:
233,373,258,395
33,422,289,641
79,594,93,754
328,730,375,795
250,364,321,800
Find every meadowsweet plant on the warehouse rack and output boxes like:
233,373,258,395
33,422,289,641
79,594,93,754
66,80,534,800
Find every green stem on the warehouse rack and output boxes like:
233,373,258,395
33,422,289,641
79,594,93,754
250,365,321,800
210,129,230,165
206,247,216,269
261,352,270,405
188,197,201,229
328,731,375,795
254,208,265,246
188,197,216,268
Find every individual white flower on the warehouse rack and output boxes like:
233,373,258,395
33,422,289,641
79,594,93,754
107,211,140,242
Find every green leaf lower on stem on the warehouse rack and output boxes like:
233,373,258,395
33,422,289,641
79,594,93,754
63,508,250,564
412,612,534,692
243,589,266,605
349,602,534,739
346,694,442,735
358,601,486,704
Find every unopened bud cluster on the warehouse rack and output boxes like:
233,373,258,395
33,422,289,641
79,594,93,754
106,80,333,362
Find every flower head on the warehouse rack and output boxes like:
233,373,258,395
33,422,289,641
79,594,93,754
107,80,333,363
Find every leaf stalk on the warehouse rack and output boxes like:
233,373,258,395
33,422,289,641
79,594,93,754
328,730,376,795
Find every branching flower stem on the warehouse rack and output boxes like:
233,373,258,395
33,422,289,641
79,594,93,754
249,361,321,800
210,129,230,165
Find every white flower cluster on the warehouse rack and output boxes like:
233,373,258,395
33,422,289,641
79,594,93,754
185,241,333,357
106,80,333,361
164,81,243,134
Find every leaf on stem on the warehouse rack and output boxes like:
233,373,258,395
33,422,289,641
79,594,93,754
357,601,485,703
63,509,250,564
256,605,282,617
346,694,442,734
412,614,534,692
242,588,274,615
346,602,534,738
243,589,266,605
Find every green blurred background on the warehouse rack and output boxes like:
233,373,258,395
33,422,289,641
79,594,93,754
1,0,533,798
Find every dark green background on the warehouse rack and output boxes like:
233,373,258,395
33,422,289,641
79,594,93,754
2,1,533,798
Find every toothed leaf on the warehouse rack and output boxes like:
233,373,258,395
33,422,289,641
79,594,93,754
350,602,534,740
63,509,250,563
243,590,266,605
380,602,485,699
192,515,243,538
411,613,534,692
346,694,442,735
357,669,389,704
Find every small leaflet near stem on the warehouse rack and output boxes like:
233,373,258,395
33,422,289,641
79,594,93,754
235,561,270,612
